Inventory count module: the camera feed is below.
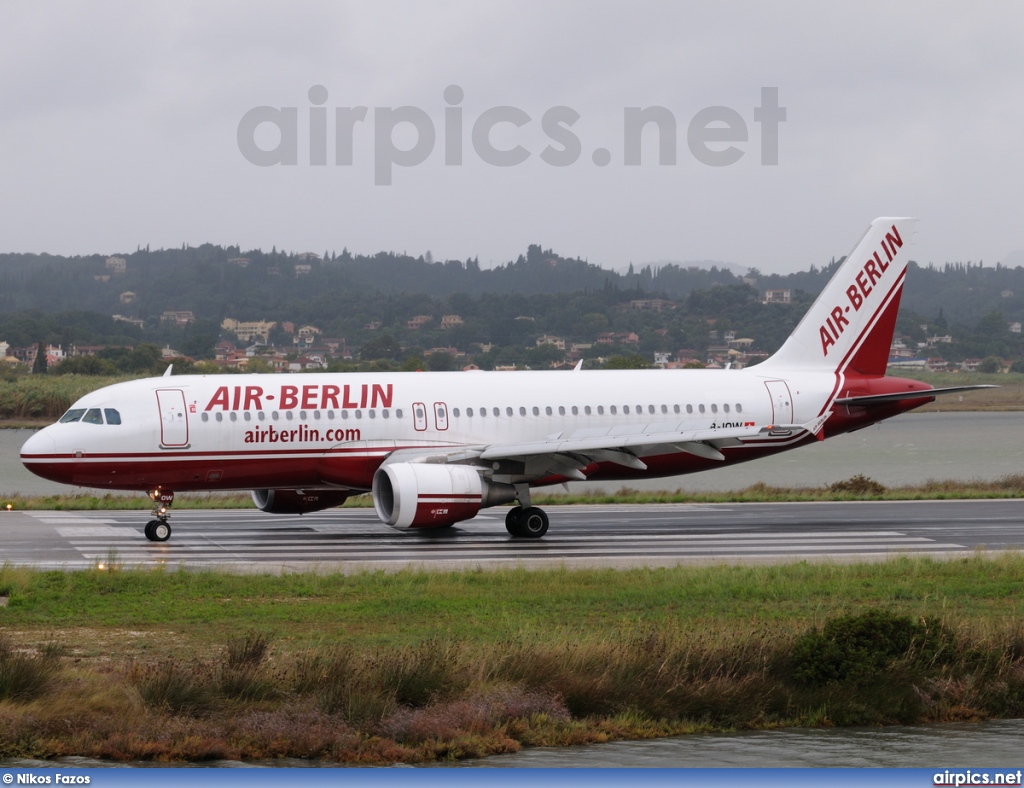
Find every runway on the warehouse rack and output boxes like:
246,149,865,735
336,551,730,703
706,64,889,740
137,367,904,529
2,500,1022,572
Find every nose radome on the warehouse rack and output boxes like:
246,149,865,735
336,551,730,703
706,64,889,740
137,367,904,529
21,429,56,459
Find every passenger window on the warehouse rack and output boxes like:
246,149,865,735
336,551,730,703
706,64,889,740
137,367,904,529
383,410,390,419
342,410,349,419
272,411,279,420
479,407,487,417
369,410,376,419
506,407,513,416
650,405,656,414
699,405,706,414
610,406,617,415
711,404,718,414
545,406,552,416
467,408,474,417
519,407,527,416
686,405,693,414
624,406,630,414
396,409,404,419
673,404,680,414
230,412,238,421
314,410,321,420
103,408,121,425
736,404,743,413
571,406,578,416
532,407,539,416
259,411,267,421
558,406,565,416
299,411,307,420
723,404,730,413
326,410,334,419
661,405,668,414
83,408,103,425
355,410,362,419
201,412,209,422
493,407,500,417
60,409,86,423
453,408,461,417
286,411,294,420
584,406,591,415
597,405,604,415
215,412,223,422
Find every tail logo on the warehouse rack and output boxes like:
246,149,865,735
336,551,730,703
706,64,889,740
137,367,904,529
819,224,904,356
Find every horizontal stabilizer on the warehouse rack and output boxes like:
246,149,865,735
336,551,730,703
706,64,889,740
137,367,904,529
834,385,997,407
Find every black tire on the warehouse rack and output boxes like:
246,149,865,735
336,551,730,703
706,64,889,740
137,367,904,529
518,507,549,538
145,519,171,542
505,507,523,536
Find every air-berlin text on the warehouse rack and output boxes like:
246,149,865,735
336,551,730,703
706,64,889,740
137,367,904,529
205,383,393,411
819,224,903,356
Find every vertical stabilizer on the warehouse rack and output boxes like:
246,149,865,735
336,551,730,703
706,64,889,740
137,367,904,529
758,217,915,376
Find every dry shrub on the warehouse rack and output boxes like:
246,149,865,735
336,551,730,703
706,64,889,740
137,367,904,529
380,687,568,743
0,634,60,702
828,474,886,495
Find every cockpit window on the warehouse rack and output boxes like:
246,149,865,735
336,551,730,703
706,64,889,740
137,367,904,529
82,408,104,425
59,409,86,423
104,408,122,425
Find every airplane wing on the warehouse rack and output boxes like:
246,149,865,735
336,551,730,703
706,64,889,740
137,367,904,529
475,417,827,479
380,417,828,481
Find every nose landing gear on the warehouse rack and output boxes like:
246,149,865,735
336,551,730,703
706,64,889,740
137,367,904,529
144,489,174,542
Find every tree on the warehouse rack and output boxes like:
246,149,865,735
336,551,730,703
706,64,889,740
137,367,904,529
604,354,651,369
977,356,1002,374
31,341,47,374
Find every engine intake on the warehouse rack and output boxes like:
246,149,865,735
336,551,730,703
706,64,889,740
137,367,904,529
372,463,515,529
251,488,350,514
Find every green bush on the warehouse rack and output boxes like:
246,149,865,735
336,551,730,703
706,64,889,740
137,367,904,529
790,609,952,686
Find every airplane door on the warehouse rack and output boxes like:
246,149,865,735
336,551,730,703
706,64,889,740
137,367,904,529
764,380,793,424
433,402,449,431
412,402,428,431
156,389,190,447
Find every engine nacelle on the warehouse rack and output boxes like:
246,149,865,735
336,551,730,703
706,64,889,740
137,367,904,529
250,488,351,514
372,463,516,529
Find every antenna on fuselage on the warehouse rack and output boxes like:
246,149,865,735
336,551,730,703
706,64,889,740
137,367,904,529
573,360,583,372
163,364,173,377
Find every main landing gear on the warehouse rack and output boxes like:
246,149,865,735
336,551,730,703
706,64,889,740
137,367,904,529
144,488,174,542
505,506,549,538
504,484,549,538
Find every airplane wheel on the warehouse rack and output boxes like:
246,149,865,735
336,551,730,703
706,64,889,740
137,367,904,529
518,507,549,538
505,507,523,536
145,520,171,542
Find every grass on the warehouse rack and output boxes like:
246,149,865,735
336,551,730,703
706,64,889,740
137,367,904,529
0,375,129,421
2,557,1024,762
5,474,1024,511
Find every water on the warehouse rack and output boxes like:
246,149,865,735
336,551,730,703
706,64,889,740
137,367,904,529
4,412,1021,497
450,719,1024,768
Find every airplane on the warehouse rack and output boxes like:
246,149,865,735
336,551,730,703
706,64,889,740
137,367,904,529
20,217,993,542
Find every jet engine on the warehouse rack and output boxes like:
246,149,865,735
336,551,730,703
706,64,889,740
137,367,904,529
372,463,516,529
250,488,351,514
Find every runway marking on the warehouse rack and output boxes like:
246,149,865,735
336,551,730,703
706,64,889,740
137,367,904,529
22,510,971,570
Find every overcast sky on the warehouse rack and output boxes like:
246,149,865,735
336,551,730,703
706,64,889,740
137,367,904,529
2,1,1023,273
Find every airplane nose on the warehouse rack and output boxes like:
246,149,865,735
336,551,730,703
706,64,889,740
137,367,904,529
20,429,71,484
21,429,56,458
